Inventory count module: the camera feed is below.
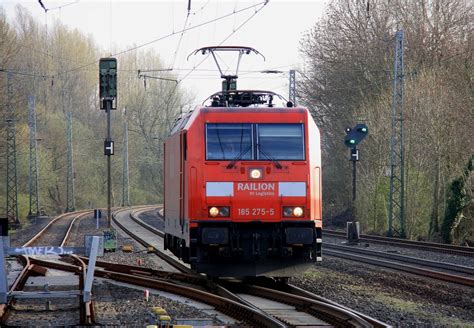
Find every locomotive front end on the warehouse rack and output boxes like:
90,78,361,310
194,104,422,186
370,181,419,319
188,107,322,277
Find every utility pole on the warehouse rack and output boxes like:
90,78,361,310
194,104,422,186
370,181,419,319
289,69,296,106
27,95,40,220
122,121,130,207
5,72,20,228
388,30,406,238
65,112,75,212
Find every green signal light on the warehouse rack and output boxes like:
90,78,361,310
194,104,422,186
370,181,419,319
361,128,367,132
349,139,356,144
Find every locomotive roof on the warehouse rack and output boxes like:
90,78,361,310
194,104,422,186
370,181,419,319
169,89,310,136
169,103,309,136
203,89,288,108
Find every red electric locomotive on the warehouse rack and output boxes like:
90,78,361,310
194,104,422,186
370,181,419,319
163,47,322,277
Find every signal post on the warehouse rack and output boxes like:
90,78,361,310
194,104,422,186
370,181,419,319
99,58,118,251
344,124,368,244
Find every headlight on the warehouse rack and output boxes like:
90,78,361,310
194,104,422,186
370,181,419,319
293,207,304,217
283,207,294,217
249,168,263,179
208,206,230,218
219,207,230,217
283,206,304,218
209,207,219,217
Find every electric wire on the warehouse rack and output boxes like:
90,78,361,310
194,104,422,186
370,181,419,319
143,0,268,125
37,0,79,12
191,0,210,16
0,68,52,79
57,1,267,76
177,2,268,86
169,2,191,70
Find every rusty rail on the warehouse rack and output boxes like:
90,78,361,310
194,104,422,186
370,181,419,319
325,249,474,287
325,230,474,257
26,257,285,327
112,207,192,274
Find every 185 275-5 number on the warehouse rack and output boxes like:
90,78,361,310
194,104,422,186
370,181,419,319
237,208,275,216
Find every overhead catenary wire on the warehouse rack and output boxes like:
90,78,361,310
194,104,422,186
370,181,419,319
136,0,269,123
177,2,268,85
191,0,210,16
57,1,268,76
37,0,79,12
0,68,52,79
169,0,192,70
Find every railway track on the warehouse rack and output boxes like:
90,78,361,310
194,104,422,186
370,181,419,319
1,211,94,326
324,229,474,257
22,210,91,247
4,207,398,326
324,248,474,287
123,207,388,327
324,230,474,287
112,206,191,273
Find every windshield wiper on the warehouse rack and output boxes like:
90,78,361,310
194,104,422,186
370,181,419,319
226,144,252,169
258,146,283,169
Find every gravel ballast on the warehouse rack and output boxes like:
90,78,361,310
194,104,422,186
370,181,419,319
73,211,225,326
325,235,474,268
291,257,474,327
8,210,474,327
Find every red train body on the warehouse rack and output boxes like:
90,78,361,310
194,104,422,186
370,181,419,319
164,92,322,277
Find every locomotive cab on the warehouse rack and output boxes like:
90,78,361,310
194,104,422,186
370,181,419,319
164,90,322,277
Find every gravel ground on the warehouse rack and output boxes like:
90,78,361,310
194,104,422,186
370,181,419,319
325,236,474,268
291,257,474,327
135,209,164,230
134,210,474,327
6,298,80,327
9,211,473,327
68,211,224,325
67,212,168,270
92,279,224,326
8,216,52,246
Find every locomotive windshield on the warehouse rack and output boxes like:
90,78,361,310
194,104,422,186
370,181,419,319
206,123,305,161
257,124,305,160
206,123,253,160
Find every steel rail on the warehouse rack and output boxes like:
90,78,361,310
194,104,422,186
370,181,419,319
129,207,164,237
71,255,94,325
20,209,95,325
29,256,95,325
325,230,474,257
96,269,285,327
230,283,374,328
22,210,91,247
0,256,31,322
76,255,266,312
27,257,285,327
112,207,193,274
131,208,382,327
325,243,474,275
61,212,92,247
5,207,149,325
116,207,292,326
77,256,205,284
285,283,391,328
325,249,474,287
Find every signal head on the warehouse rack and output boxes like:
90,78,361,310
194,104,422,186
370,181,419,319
356,124,368,134
344,137,357,147
344,123,368,148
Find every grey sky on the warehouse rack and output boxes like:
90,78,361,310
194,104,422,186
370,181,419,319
4,0,327,104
